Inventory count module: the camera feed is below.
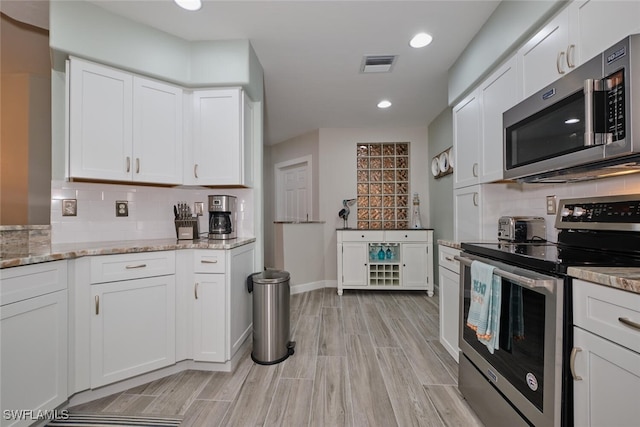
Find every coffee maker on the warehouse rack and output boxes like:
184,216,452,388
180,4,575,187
208,195,237,240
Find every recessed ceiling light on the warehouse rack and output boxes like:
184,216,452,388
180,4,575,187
410,32,433,48
565,118,580,124
377,100,392,109
174,0,202,11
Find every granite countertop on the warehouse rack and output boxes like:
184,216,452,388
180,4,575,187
437,239,461,249
568,266,640,295
0,237,256,269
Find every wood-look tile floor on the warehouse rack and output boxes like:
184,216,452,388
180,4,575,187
70,288,484,426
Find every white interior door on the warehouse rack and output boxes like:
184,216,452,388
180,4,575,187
276,156,312,221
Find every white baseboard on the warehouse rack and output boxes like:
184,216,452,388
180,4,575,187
290,279,336,294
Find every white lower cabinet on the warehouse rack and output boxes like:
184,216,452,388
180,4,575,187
1,261,68,427
193,273,226,362
572,279,640,426
88,251,176,388
337,230,433,296
90,275,176,388
454,185,482,242
438,245,460,362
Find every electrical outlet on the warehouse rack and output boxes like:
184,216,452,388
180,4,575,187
62,199,77,216
546,195,557,215
116,200,129,217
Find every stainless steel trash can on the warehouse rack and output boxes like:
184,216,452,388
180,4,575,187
247,270,295,365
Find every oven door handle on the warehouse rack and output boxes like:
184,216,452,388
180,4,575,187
455,255,555,292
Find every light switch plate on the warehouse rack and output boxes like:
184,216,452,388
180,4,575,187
194,202,204,216
546,195,557,215
116,201,129,217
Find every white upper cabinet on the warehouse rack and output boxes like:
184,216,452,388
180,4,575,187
519,8,570,98
132,77,183,184
187,88,253,187
568,0,640,65
453,55,519,189
453,89,480,189
480,56,520,183
69,57,183,184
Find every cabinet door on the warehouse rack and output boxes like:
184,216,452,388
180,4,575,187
480,56,519,183
1,290,68,427
438,267,460,362
193,274,226,362
132,77,183,184
453,89,480,189
69,58,133,181
229,244,255,358
402,243,431,293
91,276,176,388
568,0,640,65
520,9,569,98
573,327,640,427
191,89,243,185
340,243,368,287
454,185,482,242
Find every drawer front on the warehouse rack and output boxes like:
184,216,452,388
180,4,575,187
90,251,175,283
573,279,640,354
385,230,431,242
338,230,385,242
439,245,460,273
193,250,226,273
1,261,68,305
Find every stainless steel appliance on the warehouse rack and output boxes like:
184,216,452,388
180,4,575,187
503,35,640,183
457,194,640,427
208,195,236,240
498,216,546,242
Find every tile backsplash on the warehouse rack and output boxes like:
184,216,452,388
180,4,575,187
481,173,640,242
50,180,254,244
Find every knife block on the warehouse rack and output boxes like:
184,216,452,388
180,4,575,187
175,219,199,240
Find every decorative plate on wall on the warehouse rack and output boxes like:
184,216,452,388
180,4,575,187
431,157,440,177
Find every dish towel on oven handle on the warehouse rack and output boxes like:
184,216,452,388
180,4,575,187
466,260,502,354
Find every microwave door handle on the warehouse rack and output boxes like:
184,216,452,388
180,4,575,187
455,255,555,292
584,79,613,146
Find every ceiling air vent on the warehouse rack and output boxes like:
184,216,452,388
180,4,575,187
360,55,397,73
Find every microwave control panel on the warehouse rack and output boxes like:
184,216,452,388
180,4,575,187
605,69,625,141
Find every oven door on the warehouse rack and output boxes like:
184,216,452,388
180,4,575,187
457,253,564,427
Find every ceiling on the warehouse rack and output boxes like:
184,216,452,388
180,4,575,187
15,0,502,146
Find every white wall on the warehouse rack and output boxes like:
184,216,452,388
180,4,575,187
318,127,429,283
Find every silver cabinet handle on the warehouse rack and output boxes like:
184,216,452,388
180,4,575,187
194,164,199,179
566,44,576,69
619,317,640,331
472,163,478,177
445,256,455,262
556,51,566,74
195,283,199,300
201,259,218,264
136,158,140,174
472,192,479,207
126,156,131,173
125,264,147,269
95,295,100,315
570,347,582,380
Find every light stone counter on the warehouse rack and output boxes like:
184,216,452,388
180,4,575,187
0,237,256,269
568,266,640,295
437,239,461,249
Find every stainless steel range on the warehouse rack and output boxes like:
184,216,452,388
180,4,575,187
457,194,640,427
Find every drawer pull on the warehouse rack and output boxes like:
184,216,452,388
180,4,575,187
445,256,455,262
570,347,582,380
618,317,640,331
195,283,199,300
95,295,100,315
201,259,218,264
125,264,147,269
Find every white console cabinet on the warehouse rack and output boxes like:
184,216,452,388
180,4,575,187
1,261,68,427
337,229,433,296
572,279,640,427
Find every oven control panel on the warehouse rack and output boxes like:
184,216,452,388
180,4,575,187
556,195,640,230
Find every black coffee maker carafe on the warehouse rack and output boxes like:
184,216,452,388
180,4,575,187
208,195,237,240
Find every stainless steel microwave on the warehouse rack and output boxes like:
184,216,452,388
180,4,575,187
503,34,640,183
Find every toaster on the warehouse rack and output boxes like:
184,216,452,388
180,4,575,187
498,216,546,242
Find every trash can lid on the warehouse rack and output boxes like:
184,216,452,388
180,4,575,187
251,270,290,284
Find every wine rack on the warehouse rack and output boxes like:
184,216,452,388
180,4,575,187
368,243,400,286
